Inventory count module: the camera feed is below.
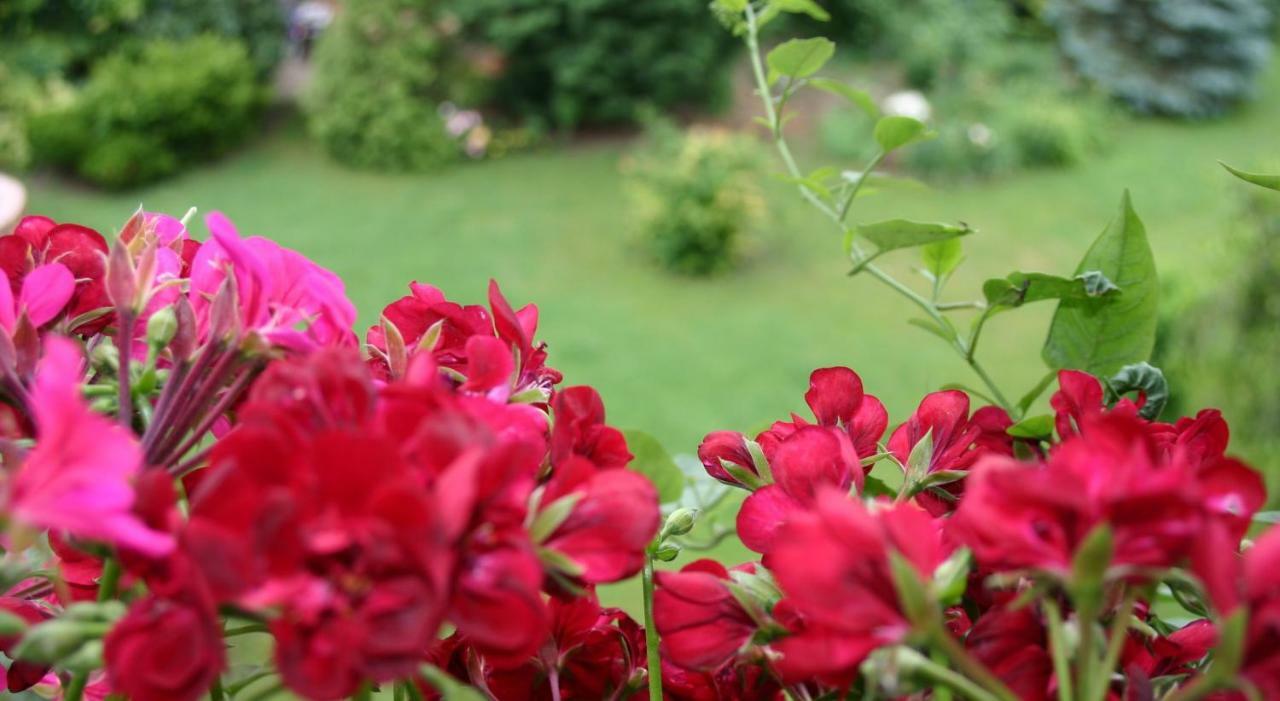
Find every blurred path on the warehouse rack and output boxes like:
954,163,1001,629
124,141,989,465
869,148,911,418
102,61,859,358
0,172,26,234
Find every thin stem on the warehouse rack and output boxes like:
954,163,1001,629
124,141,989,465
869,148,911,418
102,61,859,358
548,665,563,701
210,676,226,701
838,151,886,221
116,312,135,429
740,4,1014,413
1076,602,1100,701
913,653,1003,701
642,553,663,701
159,365,256,468
62,673,88,701
65,557,123,701
1089,594,1137,701
1042,600,1074,701
933,627,1020,701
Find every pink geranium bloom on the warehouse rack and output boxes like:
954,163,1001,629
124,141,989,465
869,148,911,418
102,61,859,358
8,337,173,556
0,263,75,331
189,212,357,351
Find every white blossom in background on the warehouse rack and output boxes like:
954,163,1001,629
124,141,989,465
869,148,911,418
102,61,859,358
883,90,932,122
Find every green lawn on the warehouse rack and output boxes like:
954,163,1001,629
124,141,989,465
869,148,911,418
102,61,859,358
26,66,1280,461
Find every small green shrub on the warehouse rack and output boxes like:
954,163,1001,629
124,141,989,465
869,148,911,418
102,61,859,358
306,0,483,171
29,36,260,188
624,123,763,276
451,0,736,129
1048,0,1274,118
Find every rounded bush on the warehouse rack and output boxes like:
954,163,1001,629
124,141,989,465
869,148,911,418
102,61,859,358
305,0,478,171
1048,0,1275,118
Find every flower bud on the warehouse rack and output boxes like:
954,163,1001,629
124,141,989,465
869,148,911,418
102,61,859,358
661,507,698,540
146,307,178,349
653,542,681,562
12,620,105,664
90,341,119,372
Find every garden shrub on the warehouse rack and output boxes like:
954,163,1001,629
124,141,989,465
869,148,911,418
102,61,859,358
450,0,736,129
305,0,483,171
29,36,260,189
624,122,763,276
1048,0,1275,118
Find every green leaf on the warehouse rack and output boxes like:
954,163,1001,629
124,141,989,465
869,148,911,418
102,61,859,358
1043,191,1159,377
766,38,835,79
807,78,880,118
904,429,934,486
873,115,933,152
529,493,584,543
921,238,963,280
907,317,958,343
1007,414,1054,440
714,0,748,12
1107,362,1168,420
856,219,973,253
623,429,685,504
420,664,488,701
982,271,1119,312
768,0,831,20
933,548,972,606
1221,161,1280,192
1069,524,1114,608
887,551,934,626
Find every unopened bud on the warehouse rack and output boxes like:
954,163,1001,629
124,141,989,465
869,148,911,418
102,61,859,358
661,508,698,539
653,543,681,562
90,341,119,371
12,620,105,664
146,307,178,349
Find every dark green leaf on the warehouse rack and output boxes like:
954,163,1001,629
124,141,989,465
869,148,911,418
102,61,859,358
1043,191,1159,377
1106,362,1168,420
856,219,972,253
623,430,685,504
1221,161,1280,192
1007,414,1054,440
766,38,835,79
807,78,879,118
873,116,933,152
982,271,1120,311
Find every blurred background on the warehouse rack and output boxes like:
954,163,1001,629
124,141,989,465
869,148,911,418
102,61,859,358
1,0,1278,505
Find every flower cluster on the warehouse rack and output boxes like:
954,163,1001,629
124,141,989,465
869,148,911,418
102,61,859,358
0,210,659,701
659,367,1276,701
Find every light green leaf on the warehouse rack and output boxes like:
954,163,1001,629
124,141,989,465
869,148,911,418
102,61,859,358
921,238,963,280
856,219,973,253
907,317,958,343
766,37,835,79
873,115,933,152
714,0,748,12
420,665,488,700
768,0,830,20
982,271,1119,312
807,78,880,118
1221,161,1280,192
623,429,685,504
1043,191,1158,377
1007,414,1054,440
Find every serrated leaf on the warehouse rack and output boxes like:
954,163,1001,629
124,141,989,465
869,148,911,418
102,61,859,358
1221,161,1280,192
921,238,963,280
766,37,835,79
623,430,685,504
873,115,933,152
807,78,880,118
856,219,973,253
1007,414,1054,440
1107,362,1168,420
1043,191,1158,377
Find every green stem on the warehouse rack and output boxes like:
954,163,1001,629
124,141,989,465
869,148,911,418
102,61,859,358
740,3,1014,414
642,552,663,701
838,151,886,221
1089,594,1137,701
932,628,1020,701
65,557,125,701
62,674,88,701
210,676,227,701
1076,602,1099,701
1042,600,1074,701
354,682,373,701
914,654,1003,701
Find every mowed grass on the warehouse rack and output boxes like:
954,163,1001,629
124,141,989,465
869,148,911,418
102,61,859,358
26,65,1280,460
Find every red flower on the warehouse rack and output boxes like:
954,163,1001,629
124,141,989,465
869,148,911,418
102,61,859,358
662,659,783,701
736,425,860,558
768,492,949,681
0,597,52,692
0,216,110,333
536,456,659,584
965,606,1052,701
697,430,760,489
887,390,1013,515
550,386,631,471
757,366,887,463
654,560,759,671
103,595,225,701
950,412,1204,577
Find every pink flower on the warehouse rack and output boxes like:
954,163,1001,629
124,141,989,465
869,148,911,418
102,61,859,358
0,263,75,331
189,212,356,351
8,337,172,555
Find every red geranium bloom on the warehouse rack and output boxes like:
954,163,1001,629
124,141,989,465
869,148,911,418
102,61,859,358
0,596,52,692
965,606,1053,701
950,412,1204,577
654,559,760,671
662,658,784,701
103,593,225,701
887,390,1014,515
0,216,111,333
768,492,950,682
